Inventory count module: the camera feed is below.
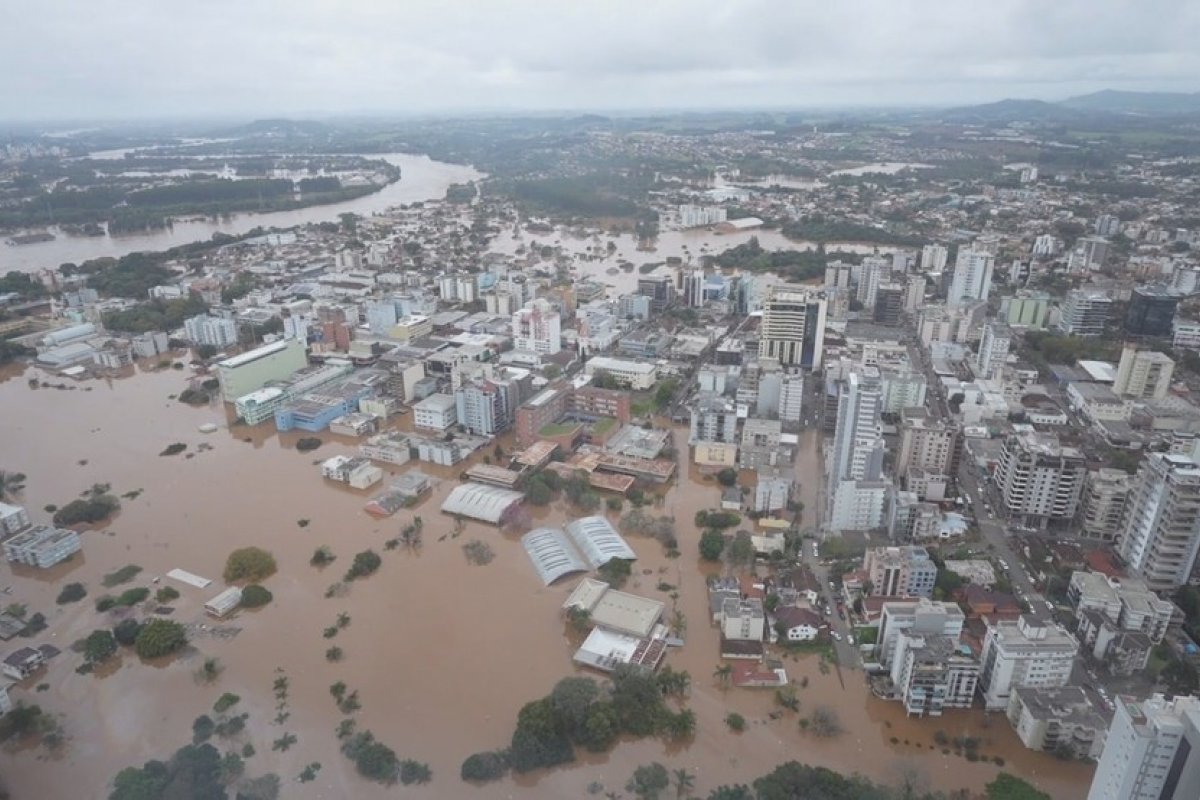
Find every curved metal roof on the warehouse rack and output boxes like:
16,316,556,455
440,483,523,524
522,528,588,586
565,516,636,568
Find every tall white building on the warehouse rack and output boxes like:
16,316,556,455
875,598,966,667
994,428,1087,528
1113,344,1175,400
1058,290,1113,337
678,205,727,229
682,267,705,308
920,244,948,273
979,616,1077,711
976,322,1012,381
857,256,888,309
184,314,238,349
947,249,994,307
828,367,887,532
903,274,925,312
1088,694,1200,800
511,299,562,355
759,285,827,370
1118,444,1200,590
778,373,804,424
1077,468,1132,542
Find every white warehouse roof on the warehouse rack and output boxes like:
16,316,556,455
565,516,636,568
522,528,589,586
441,483,523,524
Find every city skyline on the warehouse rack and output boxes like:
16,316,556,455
4,0,1200,121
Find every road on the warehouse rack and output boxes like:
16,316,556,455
911,334,1053,622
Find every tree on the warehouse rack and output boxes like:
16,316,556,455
134,619,187,659
713,663,733,687
544,364,562,380
727,532,755,567
83,629,117,664
461,751,508,782
708,787,754,800
509,697,574,773
725,712,746,731
525,478,554,506
223,547,276,583
597,558,632,588
345,549,382,580
699,530,725,561
662,709,696,740
113,618,143,646
550,677,600,737
807,706,842,738
716,468,738,487
241,585,272,608
985,773,1051,800
56,582,87,604
627,762,670,800
341,730,401,784
673,768,696,799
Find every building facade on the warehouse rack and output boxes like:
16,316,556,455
1088,694,1200,800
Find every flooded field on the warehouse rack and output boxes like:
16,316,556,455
0,362,1092,798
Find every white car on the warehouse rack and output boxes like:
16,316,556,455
831,631,842,642
1045,601,1055,611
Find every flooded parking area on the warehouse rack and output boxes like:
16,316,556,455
0,362,1091,798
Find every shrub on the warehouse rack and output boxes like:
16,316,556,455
113,618,143,646
95,596,116,612
310,546,336,566
400,760,431,785
192,714,215,744
116,587,150,606
342,730,401,784
699,529,725,561
462,540,494,566
296,437,323,452
326,646,343,662
344,550,381,581
134,619,187,659
102,564,143,588
725,712,746,732
56,583,87,604
160,443,187,456
155,585,180,604
83,629,118,664
461,750,508,782
240,585,272,608
597,558,632,588
214,693,241,713
53,494,120,525
223,547,277,583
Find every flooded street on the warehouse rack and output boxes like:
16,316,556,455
0,363,1091,799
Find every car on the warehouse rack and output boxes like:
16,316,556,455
831,631,842,642
1045,600,1055,611
998,559,1009,570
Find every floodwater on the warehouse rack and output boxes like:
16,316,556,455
0,362,1092,799
0,153,483,273
828,162,934,177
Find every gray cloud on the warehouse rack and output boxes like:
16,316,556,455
2,0,1198,120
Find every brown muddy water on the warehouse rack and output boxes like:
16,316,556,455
0,362,1093,798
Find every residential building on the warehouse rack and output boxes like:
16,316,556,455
875,598,966,667
512,299,562,355
2,647,45,680
617,294,651,320
682,266,705,307
979,616,1077,711
0,503,30,536
2,525,81,568
880,369,927,414
779,373,804,424
857,256,887,309
1058,290,1113,337
721,598,765,642
920,244,948,273
740,418,788,469
947,249,994,307
754,471,792,514
976,322,1012,381
456,380,512,437
584,357,657,390
1007,686,1107,760
689,394,737,444
903,273,925,312
897,408,959,481
320,455,383,490
1077,469,1132,542
1067,382,1133,424
184,314,239,349
216,338,308,402
829,367,888,532
413,393,459,433
131,331,170,359
1113,344,1175,400
759,284,827,369
1002,293,1051,328
862,546,938,598
774,607,822,641
994,428,1087,528
1088,694,1200,800
389,315,432,343
1118,444,1200,590
873,283,904,325
889,633,980,717
678,204,727,229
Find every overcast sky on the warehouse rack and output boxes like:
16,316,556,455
5,0,1200,121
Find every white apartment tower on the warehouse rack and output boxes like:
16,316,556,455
828,367,887,532
920,244,948,273
976,322,1012,381
994,428,1087,528
947,249,994,307
760,285,827,370
184,314,239,349
1118,444,1200,590
1058,290,1113,337
979,616,1078,711
897,408,958,480
1113,344,1175,400
857,256,888,309
511,299,562,355
1088,694,1200,800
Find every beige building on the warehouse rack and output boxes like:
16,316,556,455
1113,344,1174,400
1077,468,1132,542
216,338,308,402
897,407,959,480
1007,686,1107,760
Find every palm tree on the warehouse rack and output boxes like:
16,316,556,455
0,471,26,502
713,663,733,688
673,768,695,799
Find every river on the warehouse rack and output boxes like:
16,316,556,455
0,153,483,273
0,361,1091,799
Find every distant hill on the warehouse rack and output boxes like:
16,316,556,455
940,98,1085,123
1059,89,1200,115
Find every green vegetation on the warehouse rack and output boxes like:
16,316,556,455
223,547,277,583
296,437,323,452
134,619,187,659
781,216,924,246
103,295,208,334
695,509,740,530
155,585,180,604
325,646,343,662
108,742,279,800
113,618,143,647
159,443,187,457
717,468,738,487
1023,330,1120,367
54,492,120,526
462,540,495,566
699,529,726,561
626,762,670,800
985,773,1052,800
596,558,632,588
240,585,273,608
56,582,87,604
344,549,382,580
537,420,580,437
116,587,150,606
213,693,240,714
461,750,509,782
340,729,423,785
310,545,336,566
102,564,143,588
83,629,118,665
725,712,746,732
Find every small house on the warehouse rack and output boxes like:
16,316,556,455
2,647,45,680
204,587,243,618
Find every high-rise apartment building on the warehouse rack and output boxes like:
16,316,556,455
682,266,705,308
759,285,827,370
862,546,938,598
511,299,561,355
994,428,1087,528
947,249,994,307
1058,290,1113,337
1113,344,1175,400
184,314,239,348
920,244,948,273
875,598,965,667
636,275,675,312
827,367,888,533
979,616,1077,711
1088,694,1200,800
897,408,959,481
857,256,888,309
1118,445,1200,590
890,633,979,717
1077,468,1132,542
976,322,1012,381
